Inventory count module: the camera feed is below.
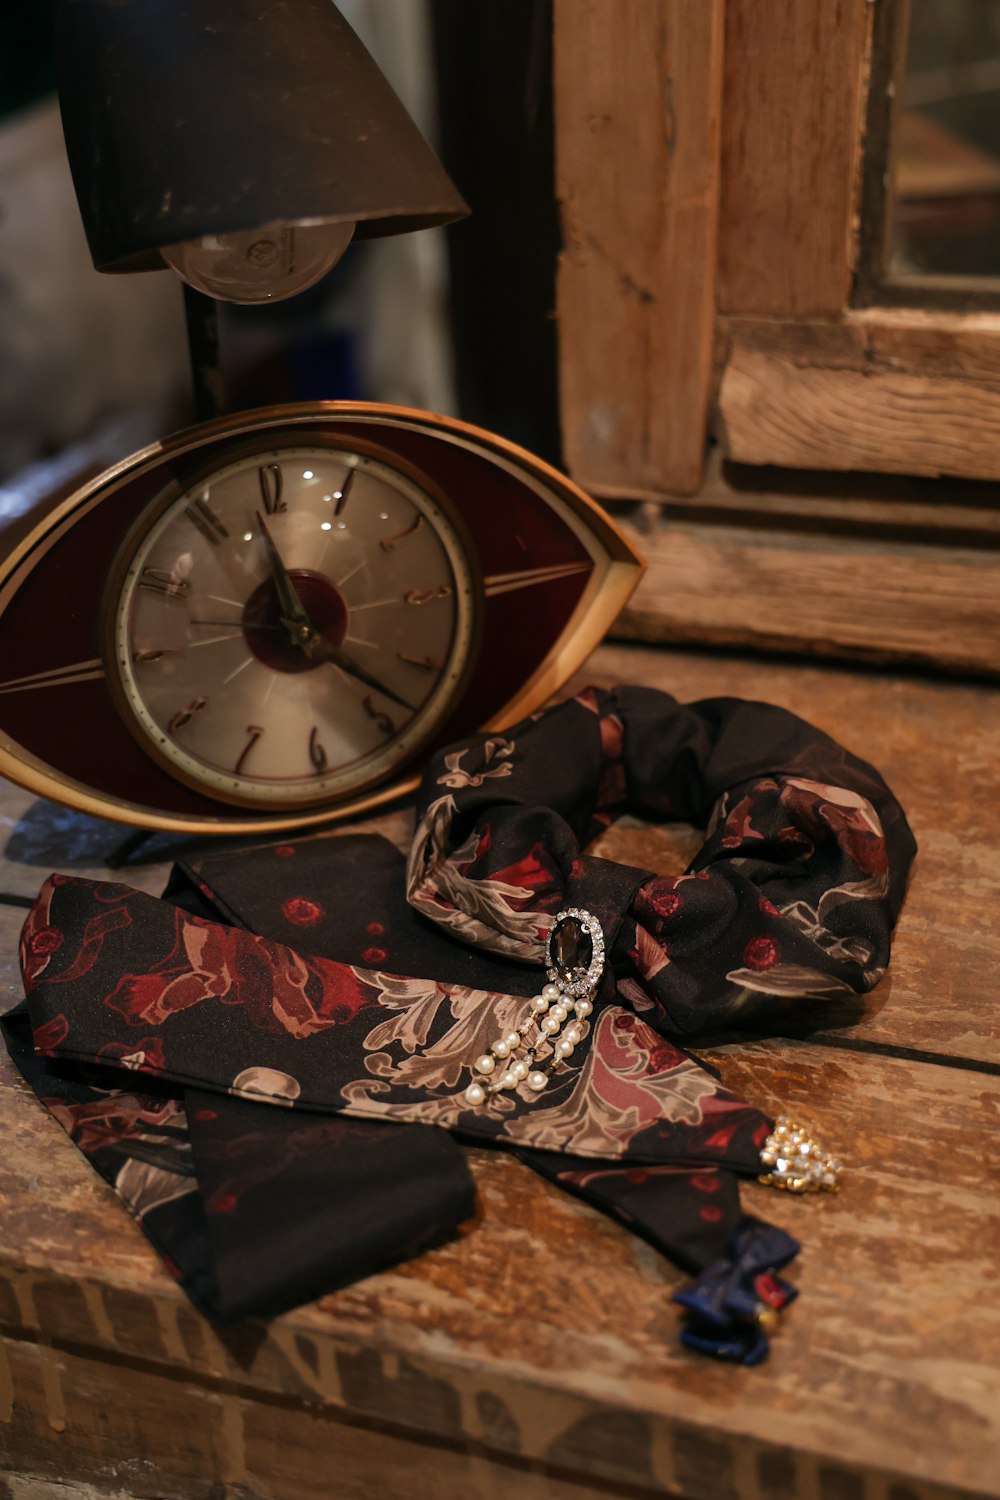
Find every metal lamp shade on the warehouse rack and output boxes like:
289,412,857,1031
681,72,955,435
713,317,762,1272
57,0,469,273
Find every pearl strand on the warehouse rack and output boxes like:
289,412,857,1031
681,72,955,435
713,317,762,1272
462,907,605,1110
463,983,594,1107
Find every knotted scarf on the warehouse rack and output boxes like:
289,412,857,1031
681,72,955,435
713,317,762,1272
2,685,916,1364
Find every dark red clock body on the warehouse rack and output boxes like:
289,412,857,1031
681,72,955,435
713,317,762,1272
0,404,642,833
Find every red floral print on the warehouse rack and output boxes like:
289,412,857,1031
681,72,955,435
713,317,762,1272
629,925,670,982
743,936,778,971
282,896,323,927
362,946,387,964
44,1093,184,1157
100,907,372,1039
50,903,134,986
30,928,63,956
484,844,562,907
366,922,385,936
96,1037,167,1072
641,882,681,921
719,786,775,848
33,1014,69,1054
779,778,889,877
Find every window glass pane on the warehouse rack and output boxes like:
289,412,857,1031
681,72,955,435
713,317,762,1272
889,0,1000,279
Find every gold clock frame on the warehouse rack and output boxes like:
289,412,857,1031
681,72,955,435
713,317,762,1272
0,402,645,836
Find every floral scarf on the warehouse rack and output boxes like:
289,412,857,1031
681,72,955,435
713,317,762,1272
2,686,916,1363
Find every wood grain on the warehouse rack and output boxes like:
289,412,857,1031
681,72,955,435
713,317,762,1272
726,308,1000,385
716,0,871,317
719,343,1000,481
0,1042,996,1499
575,445,1000,538
718,309,1000,481
554,0,723,496
0,1341,642,1500
611,508,1000,678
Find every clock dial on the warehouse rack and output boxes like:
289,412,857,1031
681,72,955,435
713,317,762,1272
107,443,477,807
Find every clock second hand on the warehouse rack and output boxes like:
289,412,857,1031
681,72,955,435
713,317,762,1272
254,511,416,713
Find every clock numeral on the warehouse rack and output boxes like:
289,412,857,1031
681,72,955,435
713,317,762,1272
362,695,395,737
404,584,452,606
379,514,423,552
139,567,190,599
185,496,229,545
258,464,286,515
235,724,264,775
308,726,328,772
167,696,208,733
133,648,178,665
333,465,356,517
397,652,440,672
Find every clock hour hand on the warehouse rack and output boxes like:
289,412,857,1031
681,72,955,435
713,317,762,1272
254,511,315,643
317,646,416,712
255,513,414,711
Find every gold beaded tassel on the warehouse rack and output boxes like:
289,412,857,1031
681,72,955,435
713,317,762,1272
758,1116,842,1194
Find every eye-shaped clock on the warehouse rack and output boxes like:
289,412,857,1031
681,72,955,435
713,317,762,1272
0,404,643,835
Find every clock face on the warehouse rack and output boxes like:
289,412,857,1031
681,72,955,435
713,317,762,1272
106,441,477,807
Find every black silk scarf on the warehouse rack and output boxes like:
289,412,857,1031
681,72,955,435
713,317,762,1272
2,686,916,1364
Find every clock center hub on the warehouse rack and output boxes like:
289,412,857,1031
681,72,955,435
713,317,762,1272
242,571,349,674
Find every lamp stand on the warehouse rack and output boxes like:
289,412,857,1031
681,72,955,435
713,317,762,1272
183,284,227,423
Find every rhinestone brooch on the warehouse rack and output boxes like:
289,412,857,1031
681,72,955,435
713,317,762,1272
758,1116,842,1194
462,908,605,1109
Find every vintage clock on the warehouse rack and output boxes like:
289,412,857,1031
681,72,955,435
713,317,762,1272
0,404,643,835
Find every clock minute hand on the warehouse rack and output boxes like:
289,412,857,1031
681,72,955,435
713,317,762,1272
254,514,414,711
320,647,416,712
255,511,314,641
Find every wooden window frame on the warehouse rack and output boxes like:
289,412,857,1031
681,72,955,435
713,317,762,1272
554,0,1000,676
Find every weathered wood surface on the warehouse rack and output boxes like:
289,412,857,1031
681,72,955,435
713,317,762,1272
1,1037,996,1499
554,0,723,496
719,344,1000,482
727,309,1000,386
584,445,1000,539
1,642,999,1498
716,0,870,318
716,311,1000,483
610,507,1000,679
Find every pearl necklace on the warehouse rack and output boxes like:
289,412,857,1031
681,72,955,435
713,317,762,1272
463,908,605,1108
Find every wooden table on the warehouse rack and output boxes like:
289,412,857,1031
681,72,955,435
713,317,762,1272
1,642,997,1500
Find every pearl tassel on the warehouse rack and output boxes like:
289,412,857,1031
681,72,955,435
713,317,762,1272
462,908,605,1111
463,983,593,1107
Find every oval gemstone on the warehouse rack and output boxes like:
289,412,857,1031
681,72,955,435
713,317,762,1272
552,915,592,974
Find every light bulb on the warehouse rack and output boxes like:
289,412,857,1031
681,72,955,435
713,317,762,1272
162,221,355,304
